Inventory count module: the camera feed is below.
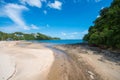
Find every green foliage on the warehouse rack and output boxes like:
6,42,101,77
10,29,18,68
83,0,120,49
0,31,60,41
89,32,101,45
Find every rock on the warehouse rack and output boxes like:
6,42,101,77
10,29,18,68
82,50,88,53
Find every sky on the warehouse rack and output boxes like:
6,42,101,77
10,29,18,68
0,0,113,39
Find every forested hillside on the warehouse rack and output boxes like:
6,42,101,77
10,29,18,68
83,0,120,49
0,31,60,40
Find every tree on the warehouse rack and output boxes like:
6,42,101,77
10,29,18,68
83,0,120,49
0,31,60,41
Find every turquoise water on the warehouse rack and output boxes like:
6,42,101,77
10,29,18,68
31,39,83,45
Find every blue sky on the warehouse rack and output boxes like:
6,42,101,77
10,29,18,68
0,0,113,39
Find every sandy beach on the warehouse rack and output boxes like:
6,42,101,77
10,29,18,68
0,41,120,80
0,41,54,80
54,44,120,80
0,41,89,80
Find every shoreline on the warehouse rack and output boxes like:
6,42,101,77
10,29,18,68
0,41,120,80
47,45,89,80
54,44,120,80
0,41,55,80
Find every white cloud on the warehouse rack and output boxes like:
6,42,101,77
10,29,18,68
60,30,88,39
1,3,30,30
48,1,62,10
0,25,27,32
43,10,47,14
61,32,67,36
20,0,42,8
101,7,104,10
81,30,88,34
70,35,75,38
39,24,50,29
71,32,79,35
0,0,63,32
97,15,100,18
60,32,77,39
31,24,39,29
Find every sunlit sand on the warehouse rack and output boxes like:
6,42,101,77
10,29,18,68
0,41,54,80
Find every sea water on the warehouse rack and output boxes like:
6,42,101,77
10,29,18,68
30,39,83,45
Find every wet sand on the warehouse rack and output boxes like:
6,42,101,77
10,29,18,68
0,41,119,80
54,44,120,80
47,48,88,80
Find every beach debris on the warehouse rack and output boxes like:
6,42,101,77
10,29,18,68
87,71,95,79
88,71,94,75
81,50,88,53
90,74,95,80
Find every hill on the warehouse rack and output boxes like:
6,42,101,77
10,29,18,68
0,31,60,40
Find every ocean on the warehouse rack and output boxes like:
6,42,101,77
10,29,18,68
30,39,83,45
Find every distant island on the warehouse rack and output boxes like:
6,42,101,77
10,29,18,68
0,31,60,40
83,0,120,49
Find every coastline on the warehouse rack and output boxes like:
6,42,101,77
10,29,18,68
0,41,120,80
0,41,54,80
54,44,120,80
47,46,88,80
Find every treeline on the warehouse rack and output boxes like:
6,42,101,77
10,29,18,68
83,0,120,49
0,31,60,40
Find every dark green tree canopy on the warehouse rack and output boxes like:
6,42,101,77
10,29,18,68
83,0,120,49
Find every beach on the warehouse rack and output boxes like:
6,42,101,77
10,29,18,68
54,44,120,80
0,41,54,80
0,41,120,80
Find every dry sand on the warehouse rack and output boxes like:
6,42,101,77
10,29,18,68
0,41,54,80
